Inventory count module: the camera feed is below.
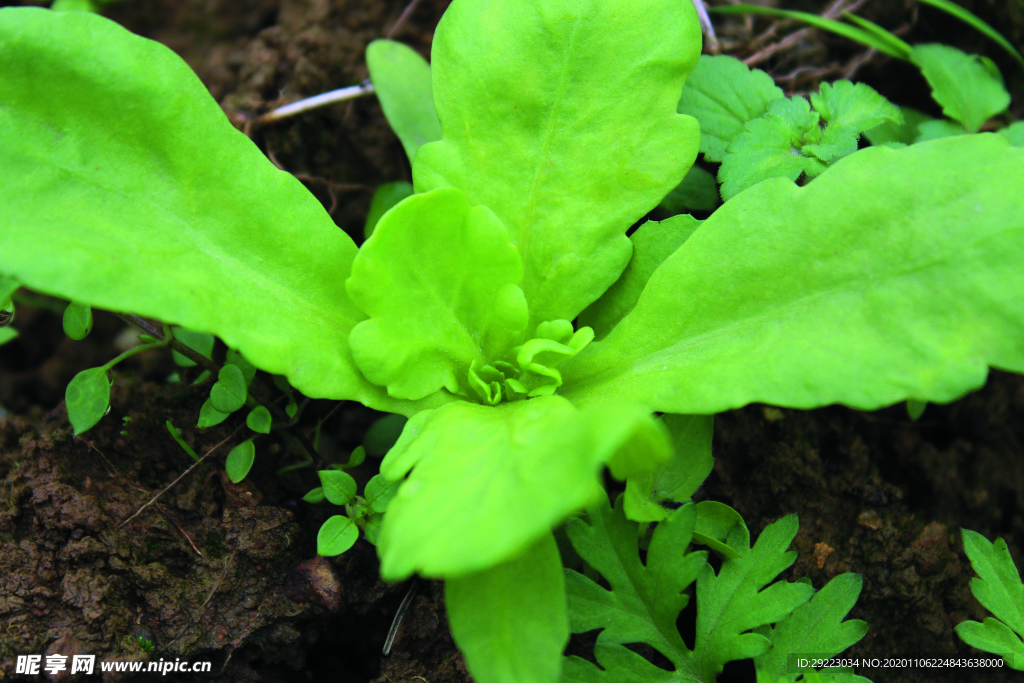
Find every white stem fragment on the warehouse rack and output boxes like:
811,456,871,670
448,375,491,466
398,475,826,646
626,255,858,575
257,80,376,124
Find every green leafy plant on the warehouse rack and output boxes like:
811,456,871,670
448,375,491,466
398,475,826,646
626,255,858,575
2,2,1024,682
955,530,1024,669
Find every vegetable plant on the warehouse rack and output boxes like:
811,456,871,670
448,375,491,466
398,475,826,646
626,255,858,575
2,1,1024,682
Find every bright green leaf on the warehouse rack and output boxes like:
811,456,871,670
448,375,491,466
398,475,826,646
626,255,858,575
317,515,358,556
377,397,666,580
956,618,1024,670
364,473,401,513
318,469,357,506
364,181,414,240
915,118,967,142
693,501,747,560
226,348,256,386
624,414,713,523
366,40,441,164
805,81,902,162
66,367,110,435
1000,122,1024,147
911,44,1010,133
754,573,869,682
0,328,17,346
562,135,1024,415
677,54,784,163
915,0,1024,67
210,364,247,414
171,327,214,368
62,302,92,340
961,529,1024,635
302,487,326,504
659,165,720,215
414,0,702,327
446,533,569,683
0,277,18,310
246,406,271,434
225,439,255,483
335,445,366,470
196,398,229,428
364,513,384,545
0,8,420,414
580,215,701,340
864,106,933,147
347,187,527,401
363,414,407,457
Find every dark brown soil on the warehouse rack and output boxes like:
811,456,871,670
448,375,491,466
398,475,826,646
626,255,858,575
2,1,1023,682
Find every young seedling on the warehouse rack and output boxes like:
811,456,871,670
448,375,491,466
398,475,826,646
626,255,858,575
955,530,1024,669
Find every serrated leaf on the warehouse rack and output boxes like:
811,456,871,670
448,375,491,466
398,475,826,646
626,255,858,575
317,515,358,556
364,181,414,240
719,97,826,201
677,54,784,162
246,406,271,434
210,364,247,414
318,469,357,506
446,533,568,683
562,135,1024,415
66,367,110,435
302,487,326,504
805,81,901,162
196,398,229,428
581,215,701,340
62,302,92,340
694,515,814,681
659,165,720,214
754,573,869,682
366,40,441,164
226,348,256,386
376,398,668,580
225,439,255,483
171,327,214,368
414,0,701,328
346,187,528,401
364,473,400,513
623,414,713,523
0,8,422,414
911,44,1009,133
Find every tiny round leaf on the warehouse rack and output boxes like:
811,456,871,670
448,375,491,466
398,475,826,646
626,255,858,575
317,515,358,556
62,302,93,340
225,439,255,483
197,398,229,428
246,406,272,434
210,364,247,413
302,487,326,504
66,367,110,435
318,469,357,506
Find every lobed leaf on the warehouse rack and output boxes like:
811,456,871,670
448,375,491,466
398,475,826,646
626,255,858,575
0,8,418,414
677,54,785,163
911,44,1010,134
367,40,442,164
414,0,702,328
346,187,527,401
562,135,1024,415
446,533,569,683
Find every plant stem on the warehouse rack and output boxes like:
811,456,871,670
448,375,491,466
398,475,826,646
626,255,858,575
256,81,375,125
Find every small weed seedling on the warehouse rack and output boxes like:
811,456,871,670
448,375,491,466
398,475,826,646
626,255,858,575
2,1,1024,682
956,529,1024,669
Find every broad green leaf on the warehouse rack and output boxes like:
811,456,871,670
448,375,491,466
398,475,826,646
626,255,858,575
246,406,271,434
864,106,933,147
915,118,967,142
623,413,713,523
225,439,255,483
302,487,326,504
955,618,1024,670
363,181,414,240
0,9,420,414
694,515,814,681
363,413,407,457
719,97,826,201
915,0,1024,67
66,367,110,435
364,473,401,513
318,469,357,506
414,0,702,328
346,187,527,401
376,397,666,580
366,40,441,164
754,573,868,683
580,215,701,340
677,54,785,163
710,5,910,60
446,533,569,683
62,302,92,340
562,135,1024,415
0,328,17,346
1000,122,1024,147
226,348,256,386
911,44,1010,133
210,364,247,414
659,165,719,214
805,81,901,162
196,399,229,428
171,327,214,368
317,515,358,556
